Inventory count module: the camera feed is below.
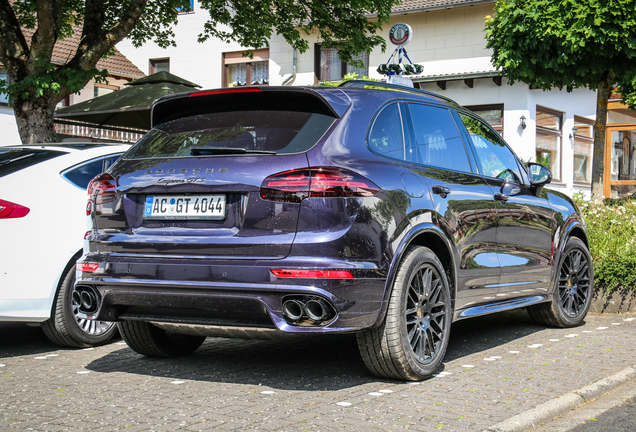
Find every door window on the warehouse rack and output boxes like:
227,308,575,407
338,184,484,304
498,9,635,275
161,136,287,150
459,113,523,184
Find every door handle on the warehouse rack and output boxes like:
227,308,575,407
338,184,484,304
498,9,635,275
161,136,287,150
432,185,451,197
494,193,510,203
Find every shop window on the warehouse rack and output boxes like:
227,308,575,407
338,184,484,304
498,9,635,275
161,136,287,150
465,104,503,136
150,58,170,74
223,49,269,87
573,116,594,184
315,45,369,82
536,106,562,181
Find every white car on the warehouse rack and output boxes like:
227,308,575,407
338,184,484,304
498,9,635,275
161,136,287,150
0,143,130,347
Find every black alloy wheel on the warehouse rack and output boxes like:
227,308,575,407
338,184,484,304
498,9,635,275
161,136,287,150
527,237,594,328
558,244,592,317
405,262,448,364
357,245,452,381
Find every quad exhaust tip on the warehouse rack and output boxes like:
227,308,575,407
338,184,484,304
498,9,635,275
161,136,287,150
73,285,101,315
282,296,336,325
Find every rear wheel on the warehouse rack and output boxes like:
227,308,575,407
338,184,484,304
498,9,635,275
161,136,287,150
118,320,206,357
527,237,593,328
357,246,452,381
42,263,117,348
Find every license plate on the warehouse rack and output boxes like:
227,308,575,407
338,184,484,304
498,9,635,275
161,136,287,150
143,194,226,220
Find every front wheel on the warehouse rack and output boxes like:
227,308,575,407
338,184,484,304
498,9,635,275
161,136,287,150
118,320,206,357
42,263,117,348
357,246,452,381
527,237,593,328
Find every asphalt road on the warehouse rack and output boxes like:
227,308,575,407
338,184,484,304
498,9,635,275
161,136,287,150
570,395,636,432
1,310,635,431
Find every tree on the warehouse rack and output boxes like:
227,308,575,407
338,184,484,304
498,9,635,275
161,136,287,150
0,0,399,144
484,0,636,200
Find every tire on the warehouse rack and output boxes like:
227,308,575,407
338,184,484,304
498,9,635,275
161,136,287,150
118,320,206,357
357,246,452,381
527,237,594,328
42,262,117,348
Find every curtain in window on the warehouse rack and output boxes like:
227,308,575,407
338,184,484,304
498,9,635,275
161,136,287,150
321,47,342,81
228,64,247,87
251,61,269,85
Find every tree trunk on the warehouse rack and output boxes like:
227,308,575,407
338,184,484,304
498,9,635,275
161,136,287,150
591,70,614,201
12,95,59,144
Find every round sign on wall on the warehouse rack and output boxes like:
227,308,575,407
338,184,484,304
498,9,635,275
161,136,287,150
389,23,413,47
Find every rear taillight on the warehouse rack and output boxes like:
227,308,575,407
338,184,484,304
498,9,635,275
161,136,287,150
87,173,117,205
260,167,379,203
271,269,354,279
77,262,99,272
0,199,30,219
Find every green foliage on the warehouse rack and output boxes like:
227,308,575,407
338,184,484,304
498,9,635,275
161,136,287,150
485,0,636,92
573,192,636,292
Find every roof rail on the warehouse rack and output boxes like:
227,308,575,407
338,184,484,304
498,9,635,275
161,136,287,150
338,80,460,107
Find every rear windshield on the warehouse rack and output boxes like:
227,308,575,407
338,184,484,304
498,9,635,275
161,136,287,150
0,148,65,178
124,110,336,159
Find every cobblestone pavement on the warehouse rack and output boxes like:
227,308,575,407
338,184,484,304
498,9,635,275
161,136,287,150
1,310,635,432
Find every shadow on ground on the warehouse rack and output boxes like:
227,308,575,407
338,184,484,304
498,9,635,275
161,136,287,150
1,309,550,390
83,309,547,390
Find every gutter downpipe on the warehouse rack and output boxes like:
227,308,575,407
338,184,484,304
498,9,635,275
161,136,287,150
282,47,297,86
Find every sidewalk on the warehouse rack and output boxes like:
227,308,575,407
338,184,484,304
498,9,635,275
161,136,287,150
1,309,635,431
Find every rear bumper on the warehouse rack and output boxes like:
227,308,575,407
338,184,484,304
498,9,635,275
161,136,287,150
76,255,387,333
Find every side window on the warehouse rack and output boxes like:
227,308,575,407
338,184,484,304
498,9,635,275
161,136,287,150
459,113,523,183
62,154,123,189
408,103,472,173
368,103,406,161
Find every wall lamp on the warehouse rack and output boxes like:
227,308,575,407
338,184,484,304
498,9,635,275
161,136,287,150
520,115,526,130
569,126,578,139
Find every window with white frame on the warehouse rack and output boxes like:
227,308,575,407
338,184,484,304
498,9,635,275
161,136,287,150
535,106,563,181
573,116,594,184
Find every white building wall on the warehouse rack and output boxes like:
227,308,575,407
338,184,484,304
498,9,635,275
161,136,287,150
0,106,21,145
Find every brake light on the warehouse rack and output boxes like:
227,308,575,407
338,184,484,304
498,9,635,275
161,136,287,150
189,88,262,97
0,199,30,219
260,167,379,203
270,269,354,279
87,173,116,205
77,262,99,272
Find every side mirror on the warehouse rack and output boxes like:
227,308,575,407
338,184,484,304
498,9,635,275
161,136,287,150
527,162,552,186
527,162,552,197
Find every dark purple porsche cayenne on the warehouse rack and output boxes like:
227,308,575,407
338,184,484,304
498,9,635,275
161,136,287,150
77,81,593,380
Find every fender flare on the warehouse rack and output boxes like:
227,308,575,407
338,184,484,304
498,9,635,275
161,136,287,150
371,222,457,328
547,217,590,299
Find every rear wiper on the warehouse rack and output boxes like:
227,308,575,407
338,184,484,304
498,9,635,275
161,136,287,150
190,147,276,156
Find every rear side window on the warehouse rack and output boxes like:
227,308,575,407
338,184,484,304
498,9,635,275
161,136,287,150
368,103,407,161
407,103,472,173
125,111,336,159
62,154,123,189
0,149,64,178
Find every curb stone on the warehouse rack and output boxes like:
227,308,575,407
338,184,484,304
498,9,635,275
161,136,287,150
485,365,636,432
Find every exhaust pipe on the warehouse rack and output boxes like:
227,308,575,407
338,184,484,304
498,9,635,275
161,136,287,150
73,285,101,315
305,299,332,322
282,299,305,321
